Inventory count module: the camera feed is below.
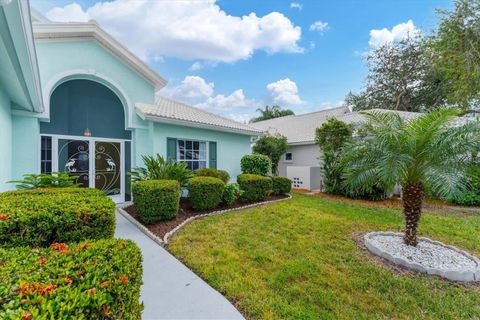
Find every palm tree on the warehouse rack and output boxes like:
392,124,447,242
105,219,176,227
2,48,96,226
342,109,479,246
250,105,295,123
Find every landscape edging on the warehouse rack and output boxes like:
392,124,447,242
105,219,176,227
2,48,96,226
364,231,480,282
117,195,292,247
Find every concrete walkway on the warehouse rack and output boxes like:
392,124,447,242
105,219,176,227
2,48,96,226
115,212,244,320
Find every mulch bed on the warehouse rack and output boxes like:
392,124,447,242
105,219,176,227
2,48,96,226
124,194,289,239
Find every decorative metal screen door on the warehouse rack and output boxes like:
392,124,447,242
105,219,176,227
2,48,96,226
95,141,122,202
58,139,91,187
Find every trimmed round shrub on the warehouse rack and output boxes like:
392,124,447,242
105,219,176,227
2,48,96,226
223,183,242,206
240,154,272,176
0,188,115,248
237,174,273,203
188,176,225,211
194,168,230,183
272,176,292,195
0,239,143,319
132,180,180,224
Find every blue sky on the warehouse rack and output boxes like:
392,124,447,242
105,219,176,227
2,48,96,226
32,0,452,122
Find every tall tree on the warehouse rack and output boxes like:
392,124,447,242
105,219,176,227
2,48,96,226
429,0,480,111
346,35,447,112
341,109,480,246
252,134,288,175
250,105,295,123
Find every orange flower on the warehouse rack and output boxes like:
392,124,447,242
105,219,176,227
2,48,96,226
86,288,96,295
20,283,30,295
58,248,71,254
21,299,28,304
22,311,32,320
0,214,8,221
99,280,109,288
38,257,46,265
64,277,73,285
39,284,57,296
50,243,67,250
102,305,110,316
119,275,128,285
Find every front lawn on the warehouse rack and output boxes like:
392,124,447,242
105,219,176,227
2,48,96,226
169,193,480,319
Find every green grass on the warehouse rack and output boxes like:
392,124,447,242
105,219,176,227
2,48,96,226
169,194,480,319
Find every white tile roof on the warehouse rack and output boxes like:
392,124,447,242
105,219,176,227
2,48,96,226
249,107,422,144
136,96,262,135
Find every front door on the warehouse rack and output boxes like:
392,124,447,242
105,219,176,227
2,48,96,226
53,136,125,203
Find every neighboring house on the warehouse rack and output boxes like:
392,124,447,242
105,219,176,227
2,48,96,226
0,1,261,202
250,106,420,191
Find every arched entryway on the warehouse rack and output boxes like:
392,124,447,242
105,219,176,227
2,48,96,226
40,79,132,202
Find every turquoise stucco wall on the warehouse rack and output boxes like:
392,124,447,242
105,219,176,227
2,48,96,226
0,87,12,191
153,123,252,181
12,115,39,181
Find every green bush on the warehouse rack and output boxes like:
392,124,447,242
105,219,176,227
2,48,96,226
451,166,480,206
188,176,225,211
0,188,115,248
271,176,292,195
223,183,243,206
237,174,273,203
0,239,143,320
132,180,180,224
8,172,78,189
194,168,230,183
240,154,272,176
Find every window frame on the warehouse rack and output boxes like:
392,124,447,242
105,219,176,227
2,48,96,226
284,152,293,163
176,139,209,170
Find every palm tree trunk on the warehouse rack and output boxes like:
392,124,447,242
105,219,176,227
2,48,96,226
402,184,425,246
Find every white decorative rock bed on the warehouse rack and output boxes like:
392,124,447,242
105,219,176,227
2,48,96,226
364,232,480,282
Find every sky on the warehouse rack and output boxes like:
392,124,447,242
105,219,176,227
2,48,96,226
31,0,453,123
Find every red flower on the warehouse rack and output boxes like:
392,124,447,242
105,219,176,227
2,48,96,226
38,257,46,265
22,311,32,320
64,277,73,285
50,243,67,250
0,214,8,221
86,288,96,295
119,275,128,285
39,284,57,296
58,248,71,254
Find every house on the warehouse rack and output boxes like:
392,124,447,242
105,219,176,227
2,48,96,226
0,1,261,202
250,106,420,191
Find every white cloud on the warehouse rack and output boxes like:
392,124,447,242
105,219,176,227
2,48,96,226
266,78,305,106
196,89,257,111
368,20,420,47
46,0,303,63
309,21,329,33
290,2,303,10
164,76,214,101
226,113,254,124
190,62,203,71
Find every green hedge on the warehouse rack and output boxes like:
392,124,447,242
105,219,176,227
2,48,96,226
223,183,242,206
271,176,292,195
0,188,115,248
194,168,230,183
0,239,143,320
188,176,225,211
240,154,271,176
237,174,272,203
132,180,180,224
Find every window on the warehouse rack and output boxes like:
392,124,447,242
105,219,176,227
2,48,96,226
177,139,207,170
41,136,52,174
285,152,293,162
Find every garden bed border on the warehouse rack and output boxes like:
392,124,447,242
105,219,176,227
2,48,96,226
117,195,292,246
364,231,480,282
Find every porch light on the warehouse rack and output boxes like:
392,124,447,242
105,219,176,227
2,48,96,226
84,128,92,137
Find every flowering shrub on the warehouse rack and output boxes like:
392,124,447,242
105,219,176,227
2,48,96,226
0,188,115,248
0,239,143,319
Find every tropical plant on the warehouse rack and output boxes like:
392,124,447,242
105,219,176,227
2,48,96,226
252,134,288,175
341,109,480,246
130,154,193,186
8,172,78,189
315,118,353,195
250,105,295,123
